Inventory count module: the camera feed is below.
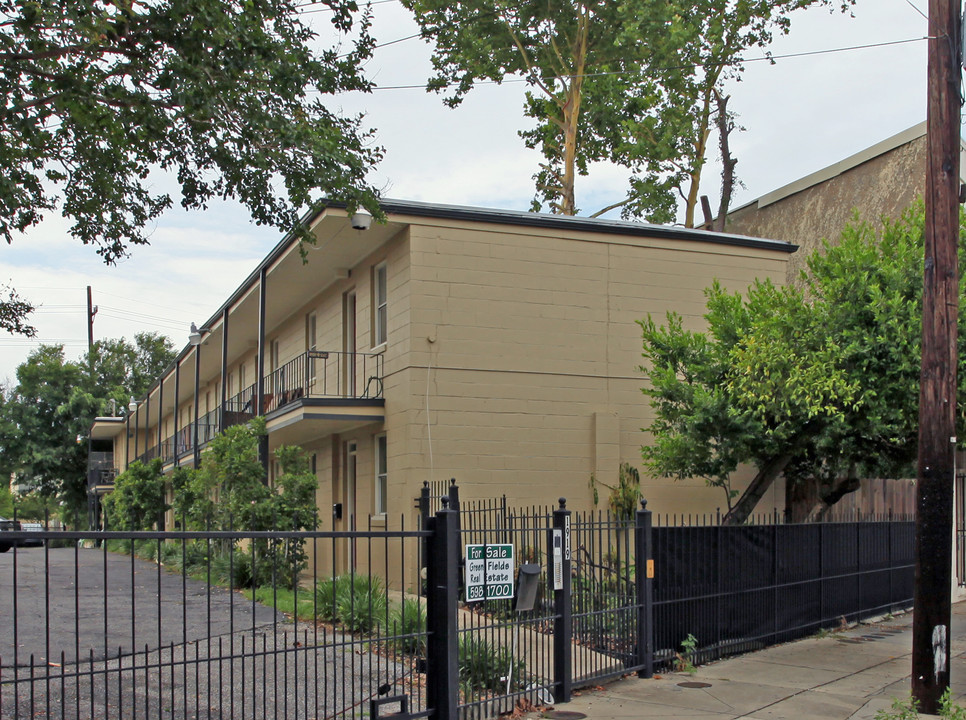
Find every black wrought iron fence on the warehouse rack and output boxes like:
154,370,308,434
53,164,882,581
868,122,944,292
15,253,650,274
651,515,916,669
570,511,640,684
0,491,920,720
0,520,429,720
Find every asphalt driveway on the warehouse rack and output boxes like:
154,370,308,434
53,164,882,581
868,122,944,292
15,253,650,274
0,546,283,666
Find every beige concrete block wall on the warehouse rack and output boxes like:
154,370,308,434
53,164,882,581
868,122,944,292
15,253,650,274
403,221,789,518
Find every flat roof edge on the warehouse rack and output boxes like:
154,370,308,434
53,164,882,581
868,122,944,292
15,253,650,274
327,199,798,254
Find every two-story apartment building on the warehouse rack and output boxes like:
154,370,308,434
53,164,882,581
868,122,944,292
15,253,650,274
88,199,795,569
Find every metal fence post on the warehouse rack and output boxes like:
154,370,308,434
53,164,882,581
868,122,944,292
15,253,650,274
418,481,430,594
635,498,654,678
552,498,572,702
448,478,460,511
426,498,459,720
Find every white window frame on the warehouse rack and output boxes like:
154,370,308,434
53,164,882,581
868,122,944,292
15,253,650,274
375,434,387,515
305,312,317,351
373,262,387,348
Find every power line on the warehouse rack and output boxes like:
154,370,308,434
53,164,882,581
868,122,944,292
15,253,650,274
91,290,206,317
902,0,928,21
97,304,191,325
355,36,927,92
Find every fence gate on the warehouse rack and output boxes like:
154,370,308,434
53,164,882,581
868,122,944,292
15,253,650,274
420,489,653,720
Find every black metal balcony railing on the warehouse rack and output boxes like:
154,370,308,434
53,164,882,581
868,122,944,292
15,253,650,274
87,452,118,487
263,349,384,414
133,350,384,464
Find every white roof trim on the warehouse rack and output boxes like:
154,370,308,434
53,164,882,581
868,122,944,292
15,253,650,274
731,122,966,213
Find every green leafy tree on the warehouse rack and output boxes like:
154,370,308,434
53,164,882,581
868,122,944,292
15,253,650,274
87,332,176,411
402,0,851,221
630,0,855,227
640,203,953,524
0,0,381,331
0,334,176,525
102,459,167,530
1,346,92,524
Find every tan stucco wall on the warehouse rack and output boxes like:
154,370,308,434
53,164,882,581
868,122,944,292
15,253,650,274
726,134,927,284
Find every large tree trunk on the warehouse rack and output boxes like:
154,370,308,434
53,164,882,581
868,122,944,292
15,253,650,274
558,11,588,216
713,90,737,232
785,472,862,523
721,451,796,525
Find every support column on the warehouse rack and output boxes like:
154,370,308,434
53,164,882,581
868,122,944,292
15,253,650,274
220,308,229,433
173,361,180,467
256,267,269,478
193,345,201,470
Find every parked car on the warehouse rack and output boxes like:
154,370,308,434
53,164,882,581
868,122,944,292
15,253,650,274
0,518,22,552
19,522,45,547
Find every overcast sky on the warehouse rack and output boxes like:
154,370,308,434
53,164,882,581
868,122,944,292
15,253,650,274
0,0,932,385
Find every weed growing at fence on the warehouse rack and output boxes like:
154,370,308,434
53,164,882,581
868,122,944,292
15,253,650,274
874,691,966,719
674,634,698,675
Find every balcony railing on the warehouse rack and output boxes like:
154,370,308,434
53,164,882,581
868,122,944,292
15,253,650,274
133,349,384,464
264,350,384,414
87,452,117,487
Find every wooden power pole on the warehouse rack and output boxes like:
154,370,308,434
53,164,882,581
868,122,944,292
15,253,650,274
912,0,961,712
86,285,97,370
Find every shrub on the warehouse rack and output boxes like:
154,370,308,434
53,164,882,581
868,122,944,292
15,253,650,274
390,597,426,656
457,635,526,695
102,459,167,530
336,573,388,633
313,574,389,633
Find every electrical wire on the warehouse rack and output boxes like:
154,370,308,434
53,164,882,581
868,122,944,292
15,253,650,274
902,0,928,21
328,35,929,92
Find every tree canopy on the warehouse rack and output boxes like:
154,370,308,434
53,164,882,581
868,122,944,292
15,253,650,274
639,204,955,524
401,0,852,222
0,333,175,524
0,0,381,330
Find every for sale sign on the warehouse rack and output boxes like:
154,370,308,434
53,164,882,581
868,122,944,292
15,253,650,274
465,544,515,602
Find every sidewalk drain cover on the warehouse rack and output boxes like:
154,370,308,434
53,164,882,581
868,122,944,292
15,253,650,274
678,681,712,689
543,712,586,719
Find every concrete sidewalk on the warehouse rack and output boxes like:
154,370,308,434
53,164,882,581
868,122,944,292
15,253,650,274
551,603,966,719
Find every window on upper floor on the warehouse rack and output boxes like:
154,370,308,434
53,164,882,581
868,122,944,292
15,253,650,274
305,312,317,351
269,338,280,373
375,434,387,515
373,261,387,347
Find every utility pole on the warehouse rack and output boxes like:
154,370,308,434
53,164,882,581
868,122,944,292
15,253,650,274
912,0,961,712
86,285,97,370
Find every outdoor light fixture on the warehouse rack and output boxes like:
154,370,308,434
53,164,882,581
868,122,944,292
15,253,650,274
128,396,137,413
188,322,202,346
350,208,373,231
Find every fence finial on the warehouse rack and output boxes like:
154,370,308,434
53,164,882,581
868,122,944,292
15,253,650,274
441,496,450,509
640,497,648,510
558,497,567,509
450,477,456,486
423,480,429,488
